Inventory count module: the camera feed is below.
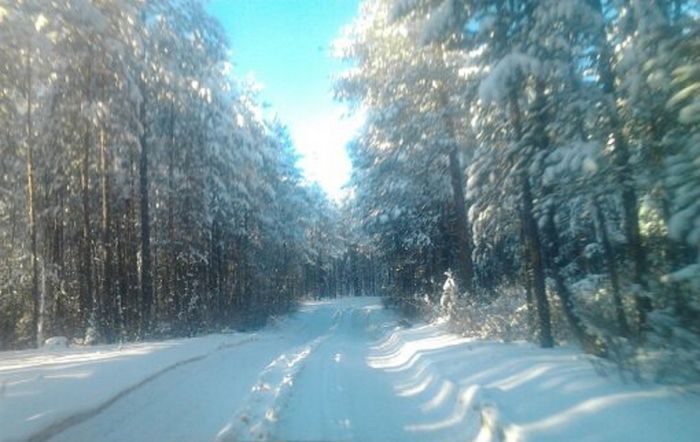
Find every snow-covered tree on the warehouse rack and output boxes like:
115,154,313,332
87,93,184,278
0,0,342,348
339,0,700,377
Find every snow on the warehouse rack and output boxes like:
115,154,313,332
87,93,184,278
679,99,700,124
41,337,68,349
479,53,541,103
216,327,334,441
0,333,256,442
533,0,602,29
34,14,48,32
420,0,453,45
2,297,699,442
371,322,700,441
541,140,600,185
390,0,421,21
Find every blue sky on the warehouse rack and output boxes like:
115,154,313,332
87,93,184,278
206,0,362,199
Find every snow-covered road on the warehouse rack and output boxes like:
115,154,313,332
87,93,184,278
2,297,699,442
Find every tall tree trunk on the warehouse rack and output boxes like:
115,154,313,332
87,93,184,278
139,80,153,335
80,50,94,331
589,0,651,332
99,123,114,341
592,198,631,337
520,174,554,348
509,88,554,348
25,44,40,348
439,91,474,294
448,146,474,293
519,222,537,338
166,101,176,322
52,192,66,336
544,205,605,355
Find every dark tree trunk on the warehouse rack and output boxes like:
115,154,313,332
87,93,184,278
439,91,474,294
166,102,176,322
510,86,554,348
520,175,554,348
519,222,536,337
448,146,474,294
139,81,153,335
592,198,631,337
589,0,651,333
99,124,114,341
80,51,94,330
544,205,605,355
25,45,40,347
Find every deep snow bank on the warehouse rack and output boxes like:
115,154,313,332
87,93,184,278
370,318,700,441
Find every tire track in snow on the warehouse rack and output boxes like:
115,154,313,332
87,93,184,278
271,302,403,442
215,309,345,442
27,336,259,442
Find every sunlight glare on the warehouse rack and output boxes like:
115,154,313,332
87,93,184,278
291,108,365,201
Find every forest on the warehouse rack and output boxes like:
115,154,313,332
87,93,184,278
0,0,366,349
1,0,700,384
336,0,700,382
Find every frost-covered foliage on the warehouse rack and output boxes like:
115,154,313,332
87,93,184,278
640,308,700,383
478,53,541,103
438,275,534,342
439,271,459,321
443,282,532,342
665,32,700,290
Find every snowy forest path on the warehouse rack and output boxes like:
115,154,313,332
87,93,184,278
48,299,398,442
12,297,700,442
272,299,423,442
48,302,338,442
47,297,463,442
